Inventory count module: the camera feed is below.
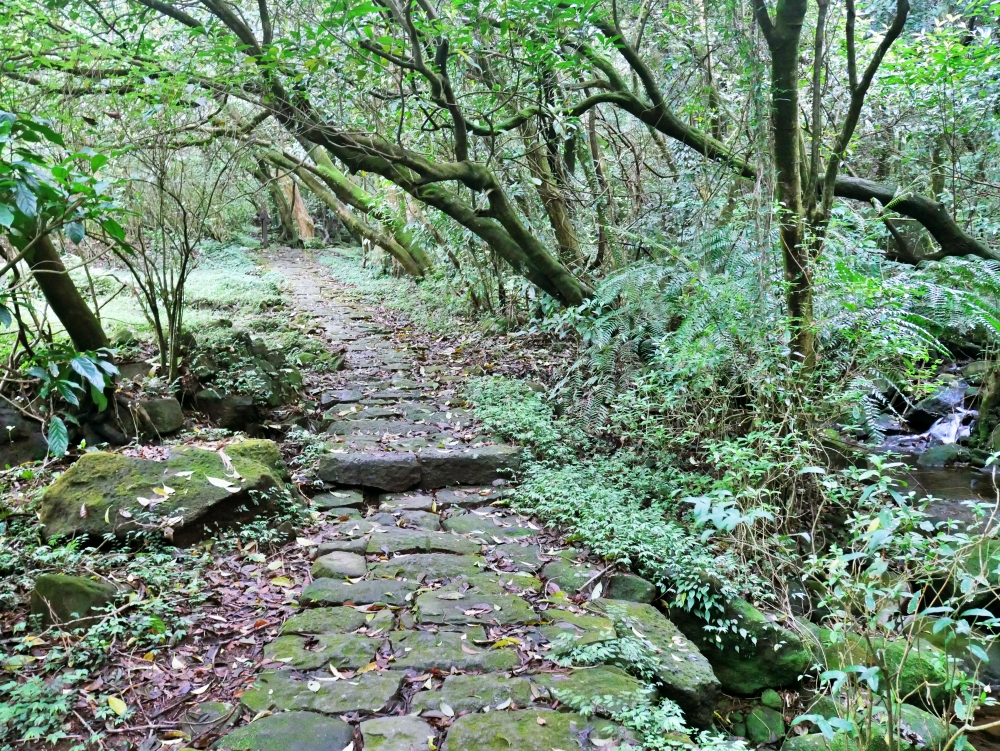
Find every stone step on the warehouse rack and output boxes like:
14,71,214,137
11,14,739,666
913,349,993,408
317,445,521,491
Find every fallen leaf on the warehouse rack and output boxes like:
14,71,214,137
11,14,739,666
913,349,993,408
440,702,455,717
270,577,293,588
460,644,481,655
108,697,127,716
171,656,186,670
357,661,378,674
80,504,87,518
191,685,210,695
492,637,522,649
536,716,547,725
307,680,321,692
119,509,132,518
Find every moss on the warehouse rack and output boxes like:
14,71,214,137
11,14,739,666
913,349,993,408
39,441,286,544
30,574,118,627
212,711,353,751
670,596,811,695
800,624,954,710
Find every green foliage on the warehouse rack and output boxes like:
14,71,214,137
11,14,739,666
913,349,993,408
0,669,90,749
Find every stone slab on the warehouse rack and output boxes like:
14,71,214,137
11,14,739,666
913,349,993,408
299,578,418,606
414,579,536,626
411,674,533,715
312,551,368,579
390,629,520,672
212,711,352,751
366,529,480,556
361,716,433,751
241,670,402,715
442,709,633,751
280,607,368,635
264,633,378,671
317,451,420,492
368,553,487,581
418,445,521,489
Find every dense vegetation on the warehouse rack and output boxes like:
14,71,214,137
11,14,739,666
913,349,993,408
4,0,1000,749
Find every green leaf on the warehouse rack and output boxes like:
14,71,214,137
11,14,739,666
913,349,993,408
90,154,109,171
65,221,85,244
90,384,108,412
46,416,69,458
968,644,990,663
13,182,36,218
70,355,107,390
0,204,13,228
101,217,126,242
0,304,11,328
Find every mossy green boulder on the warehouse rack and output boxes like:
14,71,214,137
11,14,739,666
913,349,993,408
800,625,955,710
29,574,118,628
670,596,811,695
38,440,287,545
782,703,963,751
590,598,719,729
532,666,657,717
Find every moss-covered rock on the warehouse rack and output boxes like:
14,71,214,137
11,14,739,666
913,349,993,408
746,706,785,744
782,703,962,751
263,633,377,671
441,709,636,751
669,596,810,695
212,711,353,751
411,674,533,715
240,670,402,715
800,624,954,710
390,628,520,672
590,599,720,729
532,666,657,717
279,607,368,635
606,573,658,603
38,440,287,545
29,574,118,628
361,716,433,751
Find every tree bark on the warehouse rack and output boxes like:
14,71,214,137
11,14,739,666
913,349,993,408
756,0,813,369
298,145,434,274
279,159,424,277
15,232,109,352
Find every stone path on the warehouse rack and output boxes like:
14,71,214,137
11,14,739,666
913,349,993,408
209,251,720,751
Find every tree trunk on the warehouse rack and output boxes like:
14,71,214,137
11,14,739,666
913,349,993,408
288,165,423,277
281,177,316,240
16,232,109,352
300,145,435,275
521,120,584,268
758,0,813,369
253,162,301,248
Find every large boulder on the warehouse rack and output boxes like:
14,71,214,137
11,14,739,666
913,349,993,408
786,702,960,751
38,439,288,545
669,596,811,695
590,599,719,728
801,624,954,710
30,574,118,628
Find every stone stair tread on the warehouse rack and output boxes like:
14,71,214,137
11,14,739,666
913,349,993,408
299,578,417,606
241,670,402,715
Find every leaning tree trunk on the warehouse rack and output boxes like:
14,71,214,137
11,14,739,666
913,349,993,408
14,232,109,352
301,145,434,274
